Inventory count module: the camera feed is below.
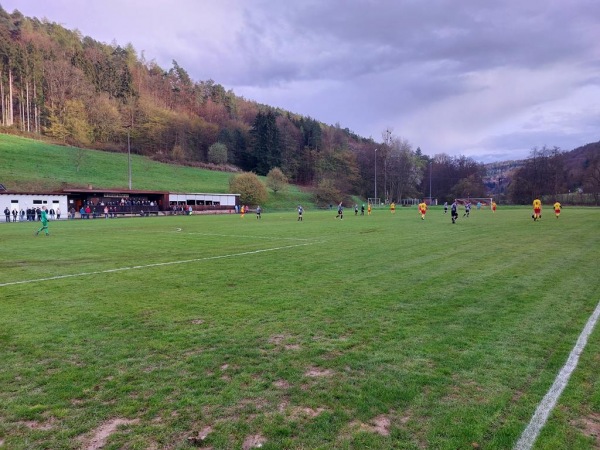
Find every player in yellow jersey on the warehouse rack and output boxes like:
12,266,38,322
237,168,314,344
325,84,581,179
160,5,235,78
367,203,372,215
390,202,396,214
491,201,497,213
532,198,542,221
418,201,427,220
553,201,561,218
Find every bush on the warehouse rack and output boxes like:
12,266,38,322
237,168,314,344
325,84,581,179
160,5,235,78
313,179,342,206
266,167,288,194
208,142,228,164
229,172,268,205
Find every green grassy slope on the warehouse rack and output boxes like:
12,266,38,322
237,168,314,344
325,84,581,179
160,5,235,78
0,134,313,209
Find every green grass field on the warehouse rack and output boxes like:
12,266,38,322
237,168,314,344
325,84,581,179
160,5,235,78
1,206,599,449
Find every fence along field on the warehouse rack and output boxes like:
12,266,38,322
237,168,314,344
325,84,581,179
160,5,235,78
0,206,599,449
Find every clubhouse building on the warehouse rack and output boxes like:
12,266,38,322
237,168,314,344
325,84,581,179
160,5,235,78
0,187,239,220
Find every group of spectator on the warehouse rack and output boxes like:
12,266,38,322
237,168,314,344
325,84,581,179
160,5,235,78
170,204,190,215
101,199,156,207
4,206,61,222
72,198,158,219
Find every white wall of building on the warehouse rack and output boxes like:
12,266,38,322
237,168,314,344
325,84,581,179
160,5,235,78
168,193,239,206
0,194,69,221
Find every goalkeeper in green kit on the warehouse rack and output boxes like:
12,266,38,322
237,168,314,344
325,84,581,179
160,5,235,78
34,206,50,236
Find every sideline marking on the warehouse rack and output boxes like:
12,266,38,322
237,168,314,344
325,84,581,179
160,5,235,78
514,299,600,450
0,242,319,288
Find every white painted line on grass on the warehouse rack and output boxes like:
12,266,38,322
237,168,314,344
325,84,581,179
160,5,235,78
514,299,600,450
0,242,319,288
179,231,314,241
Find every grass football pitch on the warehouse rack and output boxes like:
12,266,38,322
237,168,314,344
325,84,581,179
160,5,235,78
1,206,599,449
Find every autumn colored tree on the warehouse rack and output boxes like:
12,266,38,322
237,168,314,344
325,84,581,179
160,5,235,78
266,167,288,194
229,172,268,205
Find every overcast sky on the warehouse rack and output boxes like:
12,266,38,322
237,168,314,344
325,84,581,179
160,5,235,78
4,0,599,162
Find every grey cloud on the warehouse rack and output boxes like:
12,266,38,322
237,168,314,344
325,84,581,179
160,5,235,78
225,0,599,85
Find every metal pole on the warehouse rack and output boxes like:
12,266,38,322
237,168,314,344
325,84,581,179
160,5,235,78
127,129,132,190
429,161,432,202
374,148,378,201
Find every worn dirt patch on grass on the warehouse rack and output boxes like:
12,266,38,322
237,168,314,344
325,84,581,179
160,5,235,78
575,412,600,444
268,334,300,350
290,406,325,418
21,418,55,430
268,334,287,345
187,425,213,445
365,415,391,436
242,433,266,449
348,414,391,437
80,418,139,450
305,367,334,377
273,379,291,389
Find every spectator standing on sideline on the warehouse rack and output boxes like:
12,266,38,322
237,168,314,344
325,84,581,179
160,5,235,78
4,206,10,222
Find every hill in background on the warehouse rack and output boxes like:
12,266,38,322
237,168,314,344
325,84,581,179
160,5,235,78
0,134,314,209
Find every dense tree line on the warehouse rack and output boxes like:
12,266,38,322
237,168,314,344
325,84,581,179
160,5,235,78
2,7,593,205
507,144,600,205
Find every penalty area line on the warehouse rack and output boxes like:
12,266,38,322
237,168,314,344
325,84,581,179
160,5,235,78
0,242,319,288
514,298,600,450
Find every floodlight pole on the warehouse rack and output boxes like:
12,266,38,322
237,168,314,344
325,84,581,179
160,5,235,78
127,128,132,190
429,161,432,202
374,148,378,201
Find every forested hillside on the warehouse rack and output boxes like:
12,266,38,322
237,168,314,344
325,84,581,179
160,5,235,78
0,6,380,202
0,6,596,204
